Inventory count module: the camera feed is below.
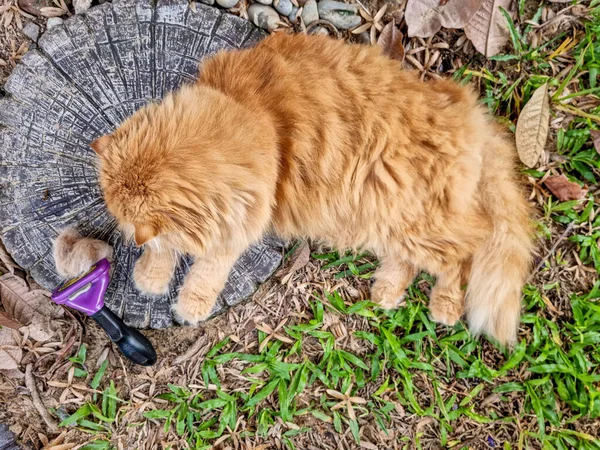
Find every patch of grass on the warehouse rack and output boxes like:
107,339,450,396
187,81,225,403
60,279,600,449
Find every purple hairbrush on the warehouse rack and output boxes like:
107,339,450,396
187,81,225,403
51,259,156,366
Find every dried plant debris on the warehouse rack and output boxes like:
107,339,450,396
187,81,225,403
464,0,513,57
405,0,480,37
544,174,588,202
0,273,62,342
516,82,550,168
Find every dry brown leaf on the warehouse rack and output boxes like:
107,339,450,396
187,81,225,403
0,273,62,342
281,241,311,284
17,0,54,16
0,368,24,378
0,311,22,330
405,0,481,38
464,0,512,57
589,130,600,154
39,6,66,17
0,240,20,274
0,327,22,370
544,175,588,202
516,83,550,168
377,21,405,62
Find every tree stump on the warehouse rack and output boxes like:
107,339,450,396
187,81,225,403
0,0,284,329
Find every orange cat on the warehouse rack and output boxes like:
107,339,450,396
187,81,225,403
92,33,533,346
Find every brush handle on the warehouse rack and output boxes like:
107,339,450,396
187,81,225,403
91,306,157,366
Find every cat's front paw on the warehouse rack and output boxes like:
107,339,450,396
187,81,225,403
370,279,407,310
133,266,172,295
429,294,463,326
173,290,216,325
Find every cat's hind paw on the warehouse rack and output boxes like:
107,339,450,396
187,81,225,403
429,295,463,326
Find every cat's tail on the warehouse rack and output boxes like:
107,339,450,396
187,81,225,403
465,131,534,347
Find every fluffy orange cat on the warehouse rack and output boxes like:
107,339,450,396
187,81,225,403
91,33,533,346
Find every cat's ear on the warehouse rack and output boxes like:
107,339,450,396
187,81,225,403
90,135,112,156
134,224,156,246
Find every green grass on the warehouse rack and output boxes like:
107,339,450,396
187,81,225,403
56,3,600,449
61,281,600,449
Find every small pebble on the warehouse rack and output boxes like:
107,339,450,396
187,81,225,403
216,0,238,7
301,0,319,25
255,0,273,5
273,0,293,16
199,0,215,5
308,25,329,36
248,4,280,30
46,17,64,30
22,22,40,42
288,6,300,22
317,0,361,29
357,31,370,45
73,0,92,14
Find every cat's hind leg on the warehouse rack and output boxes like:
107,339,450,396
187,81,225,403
133,244,179,295
428,260,470,326
370,255,418,309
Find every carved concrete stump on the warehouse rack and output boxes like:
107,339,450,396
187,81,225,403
0,0,283,328
0,424,20,450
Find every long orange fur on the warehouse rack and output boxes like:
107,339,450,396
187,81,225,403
91,33,533,346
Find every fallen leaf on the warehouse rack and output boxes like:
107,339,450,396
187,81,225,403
0,368,24,379
0,311,22,330
17,0,54,16
464,0,512,57
544,175,588,202
0,240,20,274
0,327,22,370
377,20,405,62
39,6,66,17
589,130,600,154
0,273,62,342
281,241,311,284
516,83,550,168
405,0,481,38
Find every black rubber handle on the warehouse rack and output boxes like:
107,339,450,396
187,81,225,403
91,306,157,366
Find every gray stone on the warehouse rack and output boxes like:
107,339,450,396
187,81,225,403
45,17,63,29
308,25,329,36
73,0,92,14
22,22,40,42
0,0,282,330
0,424,20,450
274,0,293,16
317,0,361,29
248,4,280,30
301,0,319,25
255,0,273,4
199,0,216,5
216,0,238,7
357,31,370,44
288,6,300,21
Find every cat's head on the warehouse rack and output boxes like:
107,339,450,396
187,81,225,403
90,88,211,250
90,84,273,252
91,125,176,248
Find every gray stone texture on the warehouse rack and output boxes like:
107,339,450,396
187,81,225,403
0,0,284,329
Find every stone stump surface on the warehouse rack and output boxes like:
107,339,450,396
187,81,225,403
0,0,283,328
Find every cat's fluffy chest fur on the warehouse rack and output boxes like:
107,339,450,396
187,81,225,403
92,33,533,346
